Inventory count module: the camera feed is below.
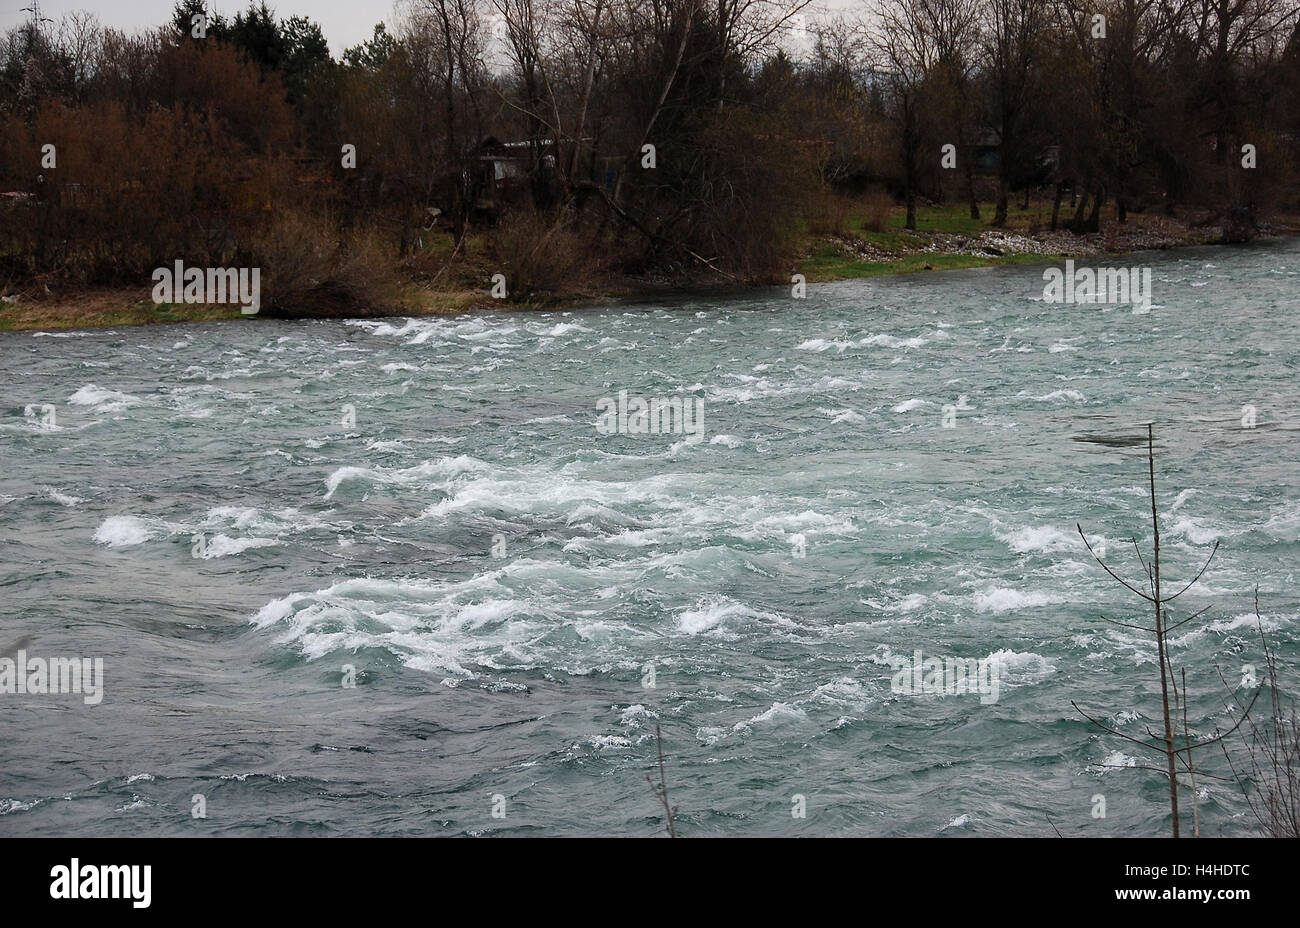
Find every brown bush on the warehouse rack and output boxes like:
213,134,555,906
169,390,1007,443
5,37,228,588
244,211,413,317
808,190,853,236
0,90,297,287
490,208,597,301
860,186,893,233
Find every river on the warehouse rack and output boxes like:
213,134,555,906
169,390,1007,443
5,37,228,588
2,241,1297,835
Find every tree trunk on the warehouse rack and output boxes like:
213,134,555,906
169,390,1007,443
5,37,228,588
1146,426,1181,838
1086,188,1103,231
1069,187,1090,233
903,96,918,231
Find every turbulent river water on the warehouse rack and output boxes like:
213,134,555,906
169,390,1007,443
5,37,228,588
2,241,1298,836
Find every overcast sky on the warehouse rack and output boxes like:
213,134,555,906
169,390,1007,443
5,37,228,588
0,1,857,58
0,1,403,56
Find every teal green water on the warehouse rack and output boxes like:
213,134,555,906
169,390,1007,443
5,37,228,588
2,241,1298,835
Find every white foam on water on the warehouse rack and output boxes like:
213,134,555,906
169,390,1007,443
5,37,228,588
1168,610,1289,649
1099,751,1137,771
1166,515,1221,545
861,333,927,349
991,337,1035,353
0,798,42,815
1024,389,1086,402
820,407,866,425
324,455,489,500
805,677,876,709
1263,500,1300,541
43,487,82,507
995,524,1078,554
734,702,806,731
248,572,598,680
984,649,1057,685
588,735,632,749
697,726,729,746
419,469,685,521
202,505,335,536
577,526,677,549
68,384,140,411
677,596,776,635
892,398,931,413
970,586,1065,613
619,704,658,727
93,515,160,547
796,338,852,352
703,372,862,404
884,593,930,613
748,509,857,539
541,322,590,337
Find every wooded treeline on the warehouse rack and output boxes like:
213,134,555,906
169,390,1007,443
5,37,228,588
1,0,1297,308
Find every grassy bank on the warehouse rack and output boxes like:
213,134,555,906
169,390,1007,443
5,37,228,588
3,201,1295,333
0,287,484,332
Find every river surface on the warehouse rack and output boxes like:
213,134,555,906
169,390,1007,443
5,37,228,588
2,241,1298,836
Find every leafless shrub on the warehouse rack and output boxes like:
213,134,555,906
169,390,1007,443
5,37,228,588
247,213,413,317
860,187,893,233
490,207,597,301
808,191,854,236
1220,591,1300,838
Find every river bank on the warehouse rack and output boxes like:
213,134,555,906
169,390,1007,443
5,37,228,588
3,206,1295,332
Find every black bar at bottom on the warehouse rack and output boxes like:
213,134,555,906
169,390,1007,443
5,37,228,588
4,837,1277,915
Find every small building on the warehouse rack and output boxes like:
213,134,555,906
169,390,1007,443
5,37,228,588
477,137,555,199
972,127,1001,175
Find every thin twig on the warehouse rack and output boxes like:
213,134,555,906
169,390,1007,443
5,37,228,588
646,723,677,838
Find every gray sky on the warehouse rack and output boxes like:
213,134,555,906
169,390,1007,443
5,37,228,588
0,1,403,56
0,1,854,59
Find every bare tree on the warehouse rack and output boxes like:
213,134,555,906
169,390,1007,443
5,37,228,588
411,0,491,245
917,0,983,218
1074,424,1257,837
53,10,102,97
980,0,1049,226
869,0,940,230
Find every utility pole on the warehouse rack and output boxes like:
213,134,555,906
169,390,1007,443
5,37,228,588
20,1,54,35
